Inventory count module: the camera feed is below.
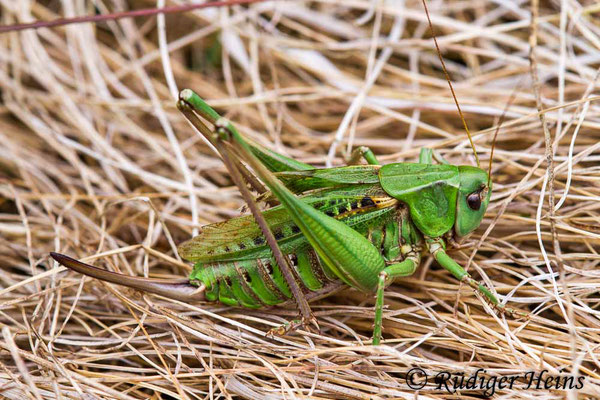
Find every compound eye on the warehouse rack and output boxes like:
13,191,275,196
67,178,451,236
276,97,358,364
466,192,481,211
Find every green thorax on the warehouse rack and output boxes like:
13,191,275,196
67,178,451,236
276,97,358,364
379,163,460,237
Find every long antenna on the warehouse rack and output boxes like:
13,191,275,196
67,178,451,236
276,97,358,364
421,0,480,168
0,0,267,34
487,84,520,187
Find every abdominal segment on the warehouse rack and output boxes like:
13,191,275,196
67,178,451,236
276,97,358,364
189,204,416,308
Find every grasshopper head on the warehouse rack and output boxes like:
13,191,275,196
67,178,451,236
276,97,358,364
455,166,492,238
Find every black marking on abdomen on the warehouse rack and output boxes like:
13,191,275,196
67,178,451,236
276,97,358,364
306,248,334,284
274,228,284,240
256,259,287,300
233,261,264,306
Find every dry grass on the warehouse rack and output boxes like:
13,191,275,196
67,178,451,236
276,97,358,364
1,0,600,399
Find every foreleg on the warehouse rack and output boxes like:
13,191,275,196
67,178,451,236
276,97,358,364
427,238,527,317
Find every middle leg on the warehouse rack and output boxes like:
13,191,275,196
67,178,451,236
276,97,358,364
372,253,421,345
419,148,450,164
347,146,380,165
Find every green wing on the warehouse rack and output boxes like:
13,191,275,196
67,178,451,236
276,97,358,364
178,205,297,263
178,184,392,263
275,165,380,193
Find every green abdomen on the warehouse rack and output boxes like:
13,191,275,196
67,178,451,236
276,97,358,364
190,245,333,308
189,200,409,308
